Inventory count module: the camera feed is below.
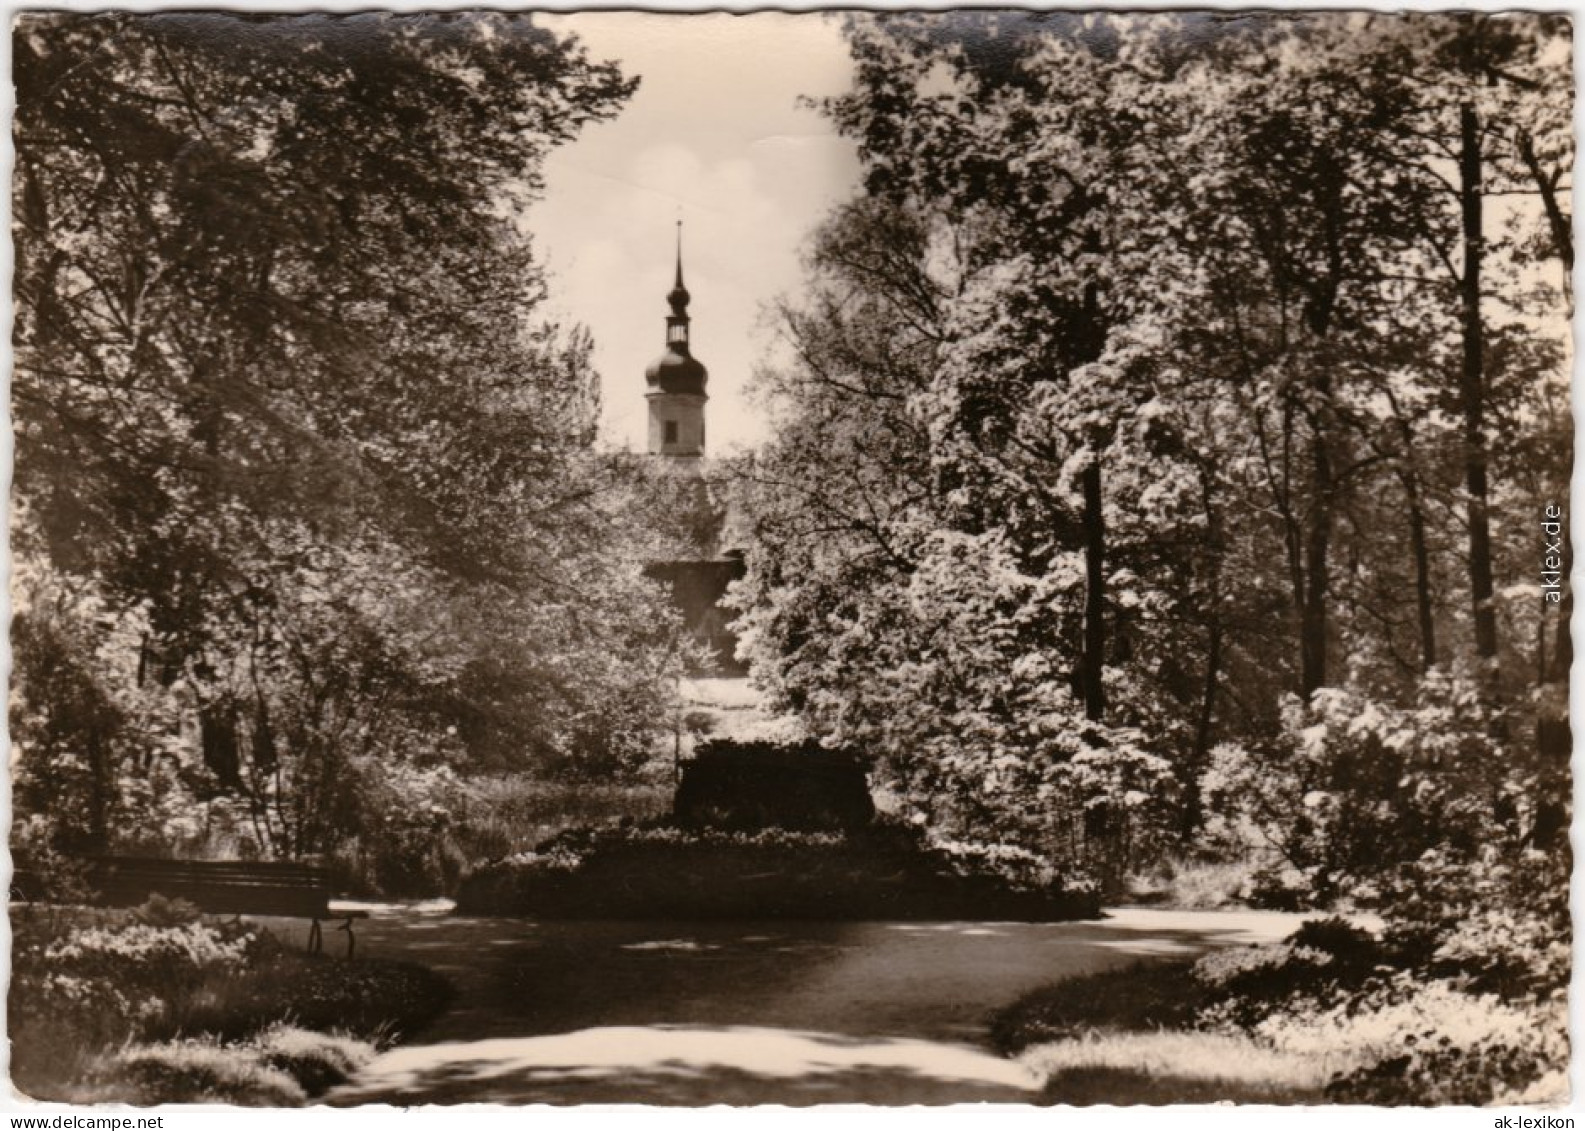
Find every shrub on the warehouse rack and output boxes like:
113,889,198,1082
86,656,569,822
1373,845,1570,999
323,759,468,898
879,715,1183,900
1191,674,1569,1104
1201,676,1509,907
1194,929,1569,1106
9,829,98,904
321,769,678,898
10,901,449,1102
47,920,258,976
127,894,205,928
1191,917,1392,1033
1124,858,1259,909
926,837,1064,890
448,776,670,867
1288,916,1383,976
1254,976,1568,1106
1192,944,1340,1031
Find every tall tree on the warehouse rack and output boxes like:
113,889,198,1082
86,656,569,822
1363,14,1573,677
12,13,675,863
738,10,1570,883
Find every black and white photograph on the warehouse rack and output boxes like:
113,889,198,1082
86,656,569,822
7,6,1575,1110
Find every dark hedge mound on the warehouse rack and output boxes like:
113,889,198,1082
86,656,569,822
673,740,875,833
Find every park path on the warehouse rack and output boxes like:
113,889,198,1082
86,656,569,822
323,905,1307,1106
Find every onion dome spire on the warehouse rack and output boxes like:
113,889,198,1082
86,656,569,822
646,221,708,397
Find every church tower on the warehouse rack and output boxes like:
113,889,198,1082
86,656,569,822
645,223,708,458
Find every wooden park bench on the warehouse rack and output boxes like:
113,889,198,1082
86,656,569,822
82,856,369,958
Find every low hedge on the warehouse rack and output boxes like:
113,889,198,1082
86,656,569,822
457,823,1100,920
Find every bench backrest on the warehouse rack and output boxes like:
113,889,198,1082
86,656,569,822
88,856,333,919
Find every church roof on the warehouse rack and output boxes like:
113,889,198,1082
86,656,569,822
646,346,708,396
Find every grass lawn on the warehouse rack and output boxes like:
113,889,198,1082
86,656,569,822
1022,1031,1335,1104
989,958,1205,1054
990,958,1331,1105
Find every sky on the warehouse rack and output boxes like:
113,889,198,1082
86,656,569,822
530,13,863,456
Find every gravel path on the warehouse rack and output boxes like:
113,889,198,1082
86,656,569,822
322,905,1306,1106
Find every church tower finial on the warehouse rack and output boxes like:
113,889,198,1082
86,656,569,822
668,221,690,321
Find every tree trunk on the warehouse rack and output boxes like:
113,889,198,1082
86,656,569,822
1405,472,1438,671
1081,453,1106,722
86,731,112,853
1186,476,1224,837
1300,433,1333,696
1384,391,1439,673
1459,102,1500,666
1185,618,1222,838
1277,407,1311,697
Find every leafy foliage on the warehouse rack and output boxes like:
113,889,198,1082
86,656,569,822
734,11,1570,908
12,13,680,881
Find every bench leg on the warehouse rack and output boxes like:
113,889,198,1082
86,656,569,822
308,918,323,955
337,917,356,960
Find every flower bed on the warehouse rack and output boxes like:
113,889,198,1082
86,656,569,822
1190,929,1569,1106
992,912,1568,1105
10,899,451,1103
457,823,1100,920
